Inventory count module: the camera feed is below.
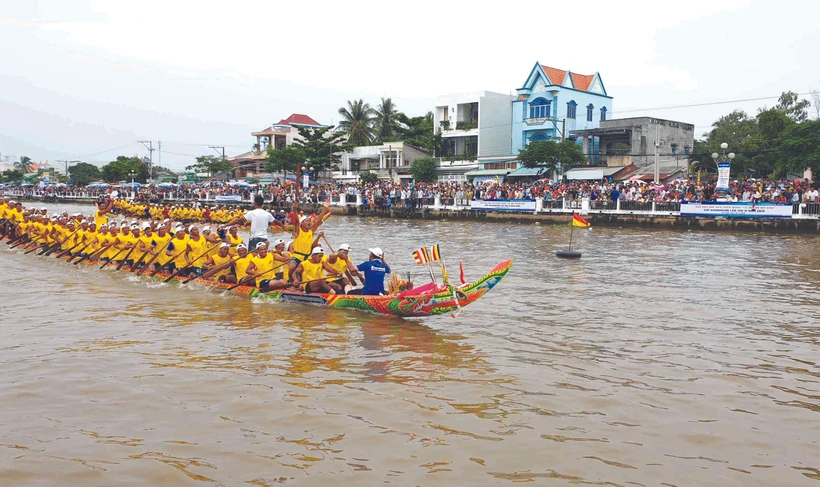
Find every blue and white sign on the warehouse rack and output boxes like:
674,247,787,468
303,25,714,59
680,201,793,218
716,162,731,192
470,199,536,212
214,195,242,203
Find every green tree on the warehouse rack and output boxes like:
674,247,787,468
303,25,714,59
186,155,233,177
14,156,34,173
2,169,25,184
265,145,305,179
338,99,376,146
396,111,437,152
518,140,586,172
775,91,811,123
101,156,147,183
410,157,437,183
359,171,379,183
778,119,820,176
292,125,349,173
68,162,103,186
374,97,400,142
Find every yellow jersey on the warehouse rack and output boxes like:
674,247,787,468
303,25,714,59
292,228,313,260
301,257,325,283
210,253,233,279
250,253,276,287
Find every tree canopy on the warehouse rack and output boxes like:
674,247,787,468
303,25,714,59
338,99,376,146
68,162,102,186
101,156,148,183
359,171,379,183
518,140,587,171
265,145,305,177
291,125,349,172
410,157,437,183
374,97,400,142
14,156,34,173
186,155,233,176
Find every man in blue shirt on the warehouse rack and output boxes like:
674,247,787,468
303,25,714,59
356,247,391,295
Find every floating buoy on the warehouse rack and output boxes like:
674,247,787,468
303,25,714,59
555,250,582,259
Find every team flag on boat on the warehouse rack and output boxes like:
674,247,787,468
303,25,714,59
430,244,441,262
572,213,590,228
412,247,430,265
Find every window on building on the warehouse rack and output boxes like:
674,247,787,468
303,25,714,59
684,146,690,156
671,143,677,155
600,106,607,122
566,100,577,119
530,132,549,141
587,104,594,122
529,98,551,119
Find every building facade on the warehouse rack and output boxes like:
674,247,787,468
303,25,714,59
334,142,432,183
231,114,325,179
433,91,515,182
512,62,612,156
571,117,695,180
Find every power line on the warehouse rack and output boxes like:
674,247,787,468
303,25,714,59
616,92,814,114
77,142,135,159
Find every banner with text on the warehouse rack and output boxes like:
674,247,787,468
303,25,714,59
716,162,731,191
214,195,242,203
680,201,793,219
470,199,536,212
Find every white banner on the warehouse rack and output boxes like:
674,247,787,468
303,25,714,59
716,162,731,191
470,199,536,212
303,174,309,189
214,195,242,203
680,202,792,218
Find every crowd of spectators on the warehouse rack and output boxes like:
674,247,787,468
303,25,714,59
5,175,819,212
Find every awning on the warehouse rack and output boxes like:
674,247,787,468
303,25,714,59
507,167,544,177
464,169,511,177
565,166,623,180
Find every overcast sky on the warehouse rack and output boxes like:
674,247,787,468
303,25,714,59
1,0,818,171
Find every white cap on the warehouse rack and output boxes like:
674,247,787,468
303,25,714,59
272,238,285,247
163,218,171,223
202,226,211,232
130,224,139,230
369,247,384,258
237,243,247,250
142,222,151,230
220,242,230,248
286,240,293,250
311,246,324,255
255,242,267,250
41,207,47,211
338,244,351,251
188,225,196,232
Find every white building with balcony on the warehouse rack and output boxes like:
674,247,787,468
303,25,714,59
433,91,515,183
333,141,432,183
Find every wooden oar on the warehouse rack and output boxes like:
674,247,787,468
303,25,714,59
54,237,86,259
183,256,238,284
23,240,46,254
128,241,155,273
73,241,114,266
226,261,288,290
66,239,97,263
322,235,359,286
40,228,79,256
162,242,221,283
136,238,173,276
100,246,129,269
9,236,30,249
115,244,138,271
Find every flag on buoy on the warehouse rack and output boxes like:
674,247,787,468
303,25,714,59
572,213,590,228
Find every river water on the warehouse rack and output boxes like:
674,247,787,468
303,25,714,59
2,203,820,486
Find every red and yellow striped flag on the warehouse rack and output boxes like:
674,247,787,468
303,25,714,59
412,247,430,265
572,213,590,228
430,244,441,261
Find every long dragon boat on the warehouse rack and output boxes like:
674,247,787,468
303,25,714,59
4,235,512,317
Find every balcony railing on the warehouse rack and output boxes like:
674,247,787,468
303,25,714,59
524,116,555,125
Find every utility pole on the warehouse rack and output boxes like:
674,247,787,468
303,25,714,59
138,140,154,184
654,124,660,184
158,141,161,170
209,145,226,178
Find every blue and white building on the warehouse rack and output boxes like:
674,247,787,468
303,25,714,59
512,62,612,159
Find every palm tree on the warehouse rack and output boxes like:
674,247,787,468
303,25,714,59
14,156,34,174
338,99,376,147
374,97,400,142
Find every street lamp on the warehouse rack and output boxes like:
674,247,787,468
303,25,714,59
711,142,736,201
